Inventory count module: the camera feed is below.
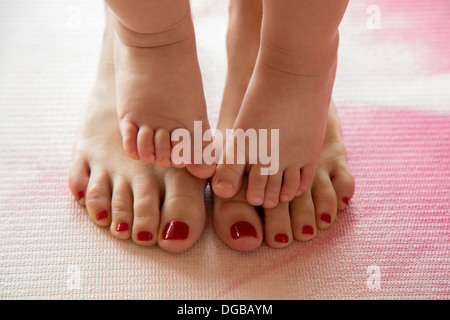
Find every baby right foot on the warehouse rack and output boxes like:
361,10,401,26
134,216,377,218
110,6,215,179
212,0,354,250
212,0,347,208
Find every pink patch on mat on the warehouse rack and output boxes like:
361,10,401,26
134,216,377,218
215,107,450,299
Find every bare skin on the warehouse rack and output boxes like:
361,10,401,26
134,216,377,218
212,0,349,209
105,0,215,179
105,0,349,210
213,0,355,251
68,2,354,253
68,7,207,253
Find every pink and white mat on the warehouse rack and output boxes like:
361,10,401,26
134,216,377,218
0,0,448,299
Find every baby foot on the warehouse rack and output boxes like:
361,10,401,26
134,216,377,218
214,100,355,250
69,13,207,253
111,8,215,178
214,101,354,250
212,0,354,250
212,5,339,208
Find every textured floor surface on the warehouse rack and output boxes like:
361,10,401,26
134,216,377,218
0,0,449,299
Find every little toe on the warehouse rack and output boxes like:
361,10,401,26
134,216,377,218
110,179,134,240
311,171,338,229
120,120,139,160
85,169,112,227
68,157,90,206
131,177,161,246
213,176,263,251
137,125,155,163
262,172,283,209
330,165,355,211
289,190,317,241
246,165,268,206
154,128,172,168
279,167,300,203
158,168,207,253
263,201,292,248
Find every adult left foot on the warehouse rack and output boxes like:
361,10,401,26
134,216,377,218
68,8,207,253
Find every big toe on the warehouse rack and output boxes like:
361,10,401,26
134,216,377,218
213,176,263,251
186,163,216,179
157,168,207,253
211,162,246,199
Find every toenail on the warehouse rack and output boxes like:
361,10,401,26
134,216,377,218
75,191,84,201
116,222,129,232
264,199,276,207
230,221,257,239
302,225,314,235
280,193,290,202
253,196,264,204
343,197,349,205
96,210,108,221
137,231,153,241
296,190,303,197
320,213,331,224
274,233,289,243
163,221,189,240
215,179,234,190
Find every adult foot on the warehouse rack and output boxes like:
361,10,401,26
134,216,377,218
212,0,354,250
109,2,215,179
68,9,207,253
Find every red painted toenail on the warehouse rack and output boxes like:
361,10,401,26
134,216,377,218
302,225,314,235
320,213,331,224
96,210,108,221
274,233,289,243
116,222,129,232
137,231,152,241
163,221,189,240
343,197,350,205
75,191,84,201
230,221,257,239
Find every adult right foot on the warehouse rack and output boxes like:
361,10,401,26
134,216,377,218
106,0,215,179
68,8,207,253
